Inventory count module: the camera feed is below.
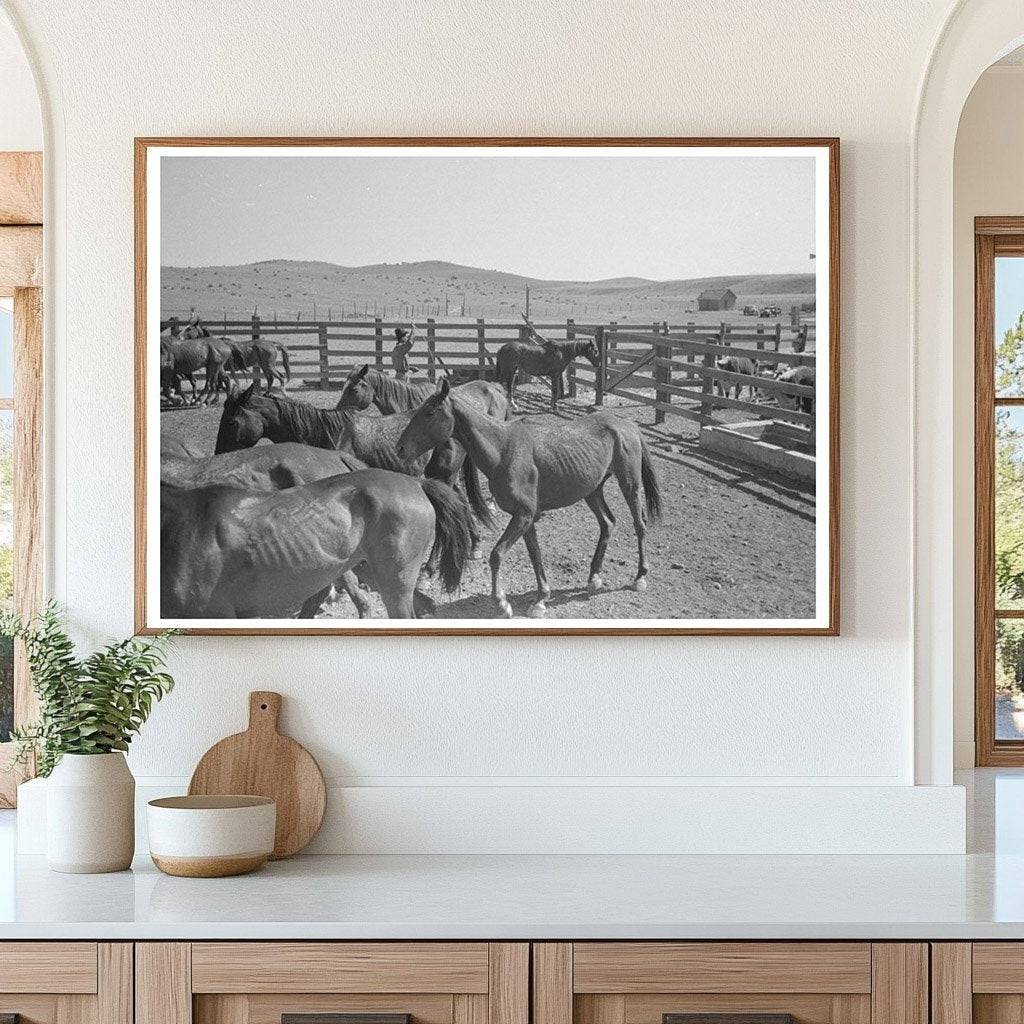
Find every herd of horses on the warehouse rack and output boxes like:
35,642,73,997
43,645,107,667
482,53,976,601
160,318,662,621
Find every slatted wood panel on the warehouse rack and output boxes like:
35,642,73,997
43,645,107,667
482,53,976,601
573,944,872,994
534,944,573,1024
870,945,927,1024
191,942,490,994
489,943,528,1024
97,944,133,1024
931,944,971,1024
621,993,843,1024
0,943,98,993
136,943,192,1024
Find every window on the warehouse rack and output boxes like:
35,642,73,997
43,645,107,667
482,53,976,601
975,219,1024,764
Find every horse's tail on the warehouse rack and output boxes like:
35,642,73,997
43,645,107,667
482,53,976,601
277,343,291,386
420,478,474,593
639,436,663,523
461,456,495,529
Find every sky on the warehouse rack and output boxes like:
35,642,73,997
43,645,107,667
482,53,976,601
997,257,1024,340
160,150,819,281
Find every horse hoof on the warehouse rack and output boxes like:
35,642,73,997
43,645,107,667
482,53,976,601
631,576,649,592
588,575,604,592
528,601,547,618
470,546,483,561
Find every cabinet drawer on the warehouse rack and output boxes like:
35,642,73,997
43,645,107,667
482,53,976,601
0,943,130,1024
534,943,925,1024
0,942,98,993
191,943,490,993
572,944,872,994
139,942,528,1024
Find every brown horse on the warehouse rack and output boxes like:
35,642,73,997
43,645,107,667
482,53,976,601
396,378,662,618
495,320,600,411
336,365,510,419
160,470,474,620
161,442,371,617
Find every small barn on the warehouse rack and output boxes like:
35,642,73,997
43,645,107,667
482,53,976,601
697,287,737,311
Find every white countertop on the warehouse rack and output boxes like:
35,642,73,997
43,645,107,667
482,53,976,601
1,769,1022,941
2,848,1024,940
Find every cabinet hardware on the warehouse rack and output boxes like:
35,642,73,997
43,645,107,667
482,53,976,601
665,1016,797,1024
283,1016,411,1024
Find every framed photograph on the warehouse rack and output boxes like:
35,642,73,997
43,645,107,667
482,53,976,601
135,137,839,636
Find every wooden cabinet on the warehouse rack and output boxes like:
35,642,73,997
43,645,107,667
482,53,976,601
0,942,132,1024
931,943,1024,1024
136,943,528,1024
533,944,928,1024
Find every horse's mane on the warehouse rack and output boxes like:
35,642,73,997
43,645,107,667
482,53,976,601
366,368,433,412
263,394,352,445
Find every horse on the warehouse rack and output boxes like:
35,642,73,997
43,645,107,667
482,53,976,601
212,386,493,557
161,442,372,617
495,321,600,411
160,470,474,620
226,336,292,393
159,334,244,405
336,364,510,420
396,378,662,619
184,322,292,394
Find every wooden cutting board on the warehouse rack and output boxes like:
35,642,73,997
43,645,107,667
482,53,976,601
188,691,326,859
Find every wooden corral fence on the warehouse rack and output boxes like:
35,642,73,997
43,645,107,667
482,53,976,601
571,321,818,433
160,314,816,429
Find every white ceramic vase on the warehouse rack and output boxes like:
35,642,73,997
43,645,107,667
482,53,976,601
46,752,135,873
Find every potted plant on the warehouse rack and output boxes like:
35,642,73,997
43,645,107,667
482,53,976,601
2,603,177,873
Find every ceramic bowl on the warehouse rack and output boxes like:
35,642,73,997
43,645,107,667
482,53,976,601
146,795,276,877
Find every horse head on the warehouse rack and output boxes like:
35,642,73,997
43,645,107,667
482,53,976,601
396,377,455,462
582,339,601,367
335,364,374,411
214,382,265,453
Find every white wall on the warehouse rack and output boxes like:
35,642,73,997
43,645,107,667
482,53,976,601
952,65,1024,768
1,0,974,851
0,9,39,151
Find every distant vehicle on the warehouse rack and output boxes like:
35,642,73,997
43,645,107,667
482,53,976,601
742,305,758,316
759,307,773,318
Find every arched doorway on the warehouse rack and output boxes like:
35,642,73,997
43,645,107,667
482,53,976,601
914,0,1024,785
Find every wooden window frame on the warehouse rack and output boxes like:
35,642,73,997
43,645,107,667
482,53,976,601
0,151,43,806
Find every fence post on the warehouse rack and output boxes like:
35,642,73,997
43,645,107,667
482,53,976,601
251,312,260,347
795,324,808,353
426,317,436,382
374,317,384,370
477,318,487,379
756,324,764,351
595,327,606,406
566,318,577,397
318,323,329,390
654,320,669,425
774,323,783,352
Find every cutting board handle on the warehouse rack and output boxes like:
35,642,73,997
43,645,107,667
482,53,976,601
248,691,282,734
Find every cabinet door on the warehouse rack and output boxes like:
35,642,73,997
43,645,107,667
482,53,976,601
0,942,132,1024
137,943,528,1024
935,943,1024,1024
534,944,927,1024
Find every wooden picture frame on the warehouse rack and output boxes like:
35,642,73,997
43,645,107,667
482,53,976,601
136,137,840,636
975,216,1024,765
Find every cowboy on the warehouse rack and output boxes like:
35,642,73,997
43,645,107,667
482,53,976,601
391,322,417,379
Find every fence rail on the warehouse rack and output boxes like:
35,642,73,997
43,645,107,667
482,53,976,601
161,315,816,430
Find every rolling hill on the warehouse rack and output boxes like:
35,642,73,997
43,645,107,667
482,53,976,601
161,259,815,323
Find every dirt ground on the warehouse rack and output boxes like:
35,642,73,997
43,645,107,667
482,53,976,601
160,376,816,621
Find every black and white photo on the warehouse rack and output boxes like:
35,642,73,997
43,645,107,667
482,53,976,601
136,139,838,634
